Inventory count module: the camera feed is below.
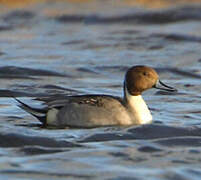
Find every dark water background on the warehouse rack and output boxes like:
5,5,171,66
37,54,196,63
0,1,201,179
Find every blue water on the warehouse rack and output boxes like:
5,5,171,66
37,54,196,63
0,2,201,180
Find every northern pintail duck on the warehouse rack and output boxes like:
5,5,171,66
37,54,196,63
15,65,177,128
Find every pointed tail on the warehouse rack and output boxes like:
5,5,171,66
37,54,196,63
14,97,47,125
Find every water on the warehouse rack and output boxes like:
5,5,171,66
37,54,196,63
0,1,201,179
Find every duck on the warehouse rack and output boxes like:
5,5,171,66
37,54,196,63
14,65,177,128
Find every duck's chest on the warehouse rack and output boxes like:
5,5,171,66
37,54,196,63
126,94,153,124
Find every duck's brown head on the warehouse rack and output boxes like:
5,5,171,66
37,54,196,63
124,65,177,96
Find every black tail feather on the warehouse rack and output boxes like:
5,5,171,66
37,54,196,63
13,97,47,125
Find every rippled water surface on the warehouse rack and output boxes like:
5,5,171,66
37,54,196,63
0,1,201,179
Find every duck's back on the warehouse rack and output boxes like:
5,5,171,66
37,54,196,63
46,95,133,127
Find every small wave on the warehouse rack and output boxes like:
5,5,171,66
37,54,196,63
0,132,82,148
79,124,201,143
0,66,69,77
55,6,201,24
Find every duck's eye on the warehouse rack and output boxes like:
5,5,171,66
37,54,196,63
143,72,148,76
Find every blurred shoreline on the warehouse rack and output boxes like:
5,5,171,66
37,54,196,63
0,0,201,10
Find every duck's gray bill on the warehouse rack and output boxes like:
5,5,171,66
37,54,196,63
154,80,177,92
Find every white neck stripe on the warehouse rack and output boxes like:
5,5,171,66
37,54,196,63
125,88,152,124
